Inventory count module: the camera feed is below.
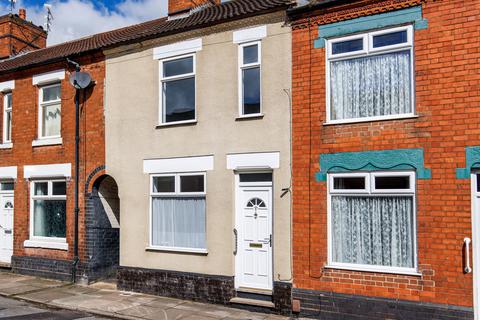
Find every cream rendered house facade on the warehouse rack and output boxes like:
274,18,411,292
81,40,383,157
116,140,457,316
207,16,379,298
104,3,292,313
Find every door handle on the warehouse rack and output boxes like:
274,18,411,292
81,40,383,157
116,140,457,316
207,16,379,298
233,228,238,256
465,237,472,273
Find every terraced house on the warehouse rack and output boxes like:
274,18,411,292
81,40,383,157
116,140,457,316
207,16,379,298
0,9,116,282
289,0,480,319
104,0,294,314
0,0,296,314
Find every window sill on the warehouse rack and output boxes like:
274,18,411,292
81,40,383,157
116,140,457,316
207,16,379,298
324,264,421,276
24,240,68,251
146,246,208,255
156,120,197,128
32,137,63,147
235,114,264,121
0,143,12,149
324,114,419,126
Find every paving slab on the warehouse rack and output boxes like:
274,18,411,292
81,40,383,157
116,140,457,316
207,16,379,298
144,296,185,309
119,305,170,320
16,288,76,304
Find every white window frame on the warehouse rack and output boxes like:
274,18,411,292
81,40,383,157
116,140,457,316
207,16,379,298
38,83,62,139
327,171,418,275
328,172,370,194
3,92,12,144
158,53,197,126
238,40,262,118
28,179,67,244
371,171,415,194
326,25,415,125
148,172,207,253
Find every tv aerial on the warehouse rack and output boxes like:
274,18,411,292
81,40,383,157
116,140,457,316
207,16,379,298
8,0,16,13
44,4,53,34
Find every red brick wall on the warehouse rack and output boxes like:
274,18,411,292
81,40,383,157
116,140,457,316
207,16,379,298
0,53,105,264
292,0,479,308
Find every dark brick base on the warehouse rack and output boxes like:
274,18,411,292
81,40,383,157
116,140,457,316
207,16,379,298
11,255,83,281
273,281,292,315
117,266,235,304
118,266,293,315
293,289,474,320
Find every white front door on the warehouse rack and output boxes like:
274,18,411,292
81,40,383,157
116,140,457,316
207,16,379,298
235,180,273,291
0,194,13,264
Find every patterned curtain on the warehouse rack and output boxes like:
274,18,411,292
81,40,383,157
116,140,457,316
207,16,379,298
331,196,414,268
330,51,411,120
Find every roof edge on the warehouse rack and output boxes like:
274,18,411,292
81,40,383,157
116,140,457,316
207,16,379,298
287,0,351,17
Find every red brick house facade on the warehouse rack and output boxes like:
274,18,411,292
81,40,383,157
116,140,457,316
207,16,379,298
289,0,479,318
0,13,118,282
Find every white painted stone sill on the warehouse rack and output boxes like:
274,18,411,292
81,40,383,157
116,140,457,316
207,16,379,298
32,137,63,147
24,240,68,251
0,143,12,149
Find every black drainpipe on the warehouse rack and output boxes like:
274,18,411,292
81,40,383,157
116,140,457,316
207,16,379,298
72,85,80,283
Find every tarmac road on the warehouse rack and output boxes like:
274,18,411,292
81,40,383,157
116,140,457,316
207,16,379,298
0,296,114,320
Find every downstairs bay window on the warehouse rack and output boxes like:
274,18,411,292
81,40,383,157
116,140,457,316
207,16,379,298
328,171,416,274
149,173,206,253
326,25,414,123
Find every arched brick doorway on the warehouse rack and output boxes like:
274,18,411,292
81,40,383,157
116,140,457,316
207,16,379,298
84,174,120,282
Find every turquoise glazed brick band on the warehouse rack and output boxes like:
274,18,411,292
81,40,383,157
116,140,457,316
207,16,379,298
456,147,480,179
314,6,428,48
316,148,431,181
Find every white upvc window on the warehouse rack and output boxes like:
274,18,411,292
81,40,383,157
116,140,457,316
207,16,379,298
327,171,417,274
38,83,61,138
3,92,12,143
326,25,415,124
238,41,262,117
149,172,206,253
158,54,196,125
29,179,67,243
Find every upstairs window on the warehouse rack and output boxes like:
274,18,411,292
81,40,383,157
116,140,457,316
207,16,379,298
38,83,61,138
3,92,12,143
239,41,261,116
159,54,196,124
326,26,414,123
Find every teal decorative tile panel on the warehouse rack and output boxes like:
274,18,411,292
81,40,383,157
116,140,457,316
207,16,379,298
456,147,480,179
314,6,428,48
316,148,431,181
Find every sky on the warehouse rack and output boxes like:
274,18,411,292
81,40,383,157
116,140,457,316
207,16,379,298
0,0,168,45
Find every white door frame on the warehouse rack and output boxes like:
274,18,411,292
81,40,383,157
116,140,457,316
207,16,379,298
471,173,480,319
234,171,273,291
0,190,14,265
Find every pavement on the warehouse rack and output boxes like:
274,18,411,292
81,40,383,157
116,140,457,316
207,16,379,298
0,272,291,320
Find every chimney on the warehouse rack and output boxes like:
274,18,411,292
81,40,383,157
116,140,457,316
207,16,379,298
168,0,220,16
19,8,26,20
0,8,47,59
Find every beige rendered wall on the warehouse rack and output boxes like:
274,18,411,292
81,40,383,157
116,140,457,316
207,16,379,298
105,17,292,281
